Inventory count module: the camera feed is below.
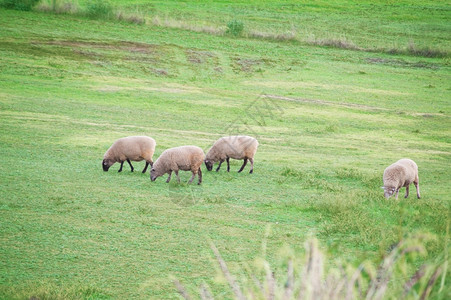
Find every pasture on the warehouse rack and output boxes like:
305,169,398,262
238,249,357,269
0,1,450,298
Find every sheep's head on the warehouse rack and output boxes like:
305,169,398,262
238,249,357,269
382,186,396,199
150,167,160,181
204,159,213,171
102,159,114,171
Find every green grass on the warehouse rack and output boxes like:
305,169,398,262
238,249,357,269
0,1,450,299
104,0,450,54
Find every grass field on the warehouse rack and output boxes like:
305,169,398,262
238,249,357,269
0,0,450,299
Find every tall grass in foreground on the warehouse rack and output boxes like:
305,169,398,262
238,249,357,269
176,235,448,299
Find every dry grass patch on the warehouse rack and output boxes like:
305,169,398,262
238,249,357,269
175,235,447,299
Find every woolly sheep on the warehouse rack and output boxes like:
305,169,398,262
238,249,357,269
150,146,205,185
102,136,156,173
205,136,259,173
382,158,421,200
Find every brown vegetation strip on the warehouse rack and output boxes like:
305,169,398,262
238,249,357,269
39,40,159,54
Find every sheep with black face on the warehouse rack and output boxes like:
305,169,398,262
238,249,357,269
205,136,259,173
102,136,156,173
150,146,204,185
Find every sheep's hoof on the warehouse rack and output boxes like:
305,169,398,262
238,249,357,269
249,170,253,174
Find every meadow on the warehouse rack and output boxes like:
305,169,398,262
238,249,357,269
0,0,450,299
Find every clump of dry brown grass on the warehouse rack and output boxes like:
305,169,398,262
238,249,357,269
382,40,449,58
151,16,225,35
115,10,146,25
35,0,147,25
306,35,360,51
175,235,448,299
248,30,297,42
35,0,80,14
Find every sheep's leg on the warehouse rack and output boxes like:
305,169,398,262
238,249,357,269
238,158,248,173
226,157,230,172
395,189,399,200
188,171,196,184
414,180,421,199
404,185,409,198
198,168,202,185
175,170,181,183
216,160,223,172
142,162,150,173
126,159,134,172
249,158,254,174
166,171,172,183
118,161,124,172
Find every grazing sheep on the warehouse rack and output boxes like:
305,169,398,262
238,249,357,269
205,135,259,173
150,146,205,185
382,158,421,200
102,136,156,173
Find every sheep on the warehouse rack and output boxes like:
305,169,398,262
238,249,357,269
102,136,156,173
205,136,259,174
150,146,205,185
382,158,421,200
